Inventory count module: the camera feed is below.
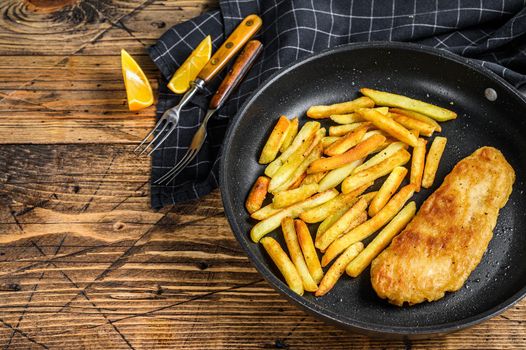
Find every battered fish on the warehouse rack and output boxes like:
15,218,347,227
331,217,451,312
371,147,515,306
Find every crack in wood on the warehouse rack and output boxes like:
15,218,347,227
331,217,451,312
51,278,265,336
7,205,23,233
111,19,148,48
0,318,49,349
13,200,50,217
55,210,170,314
3,271,44,350
30,238,136,350
0,0,153,106
80,154,117,213
48,0,116,25
0,210,224,279
109,180,149,212
111,278,265,323
3,237,65,350
183,238,221,347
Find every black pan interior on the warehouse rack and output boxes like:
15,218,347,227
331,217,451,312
220,42,526,336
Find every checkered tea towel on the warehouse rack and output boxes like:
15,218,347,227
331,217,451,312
148,0,526,209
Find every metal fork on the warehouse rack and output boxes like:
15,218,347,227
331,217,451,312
134,14,262,156
155,40,263,185
134,79,205,156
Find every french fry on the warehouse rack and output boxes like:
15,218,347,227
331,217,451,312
360,88,457,122
316,198,368,251
392,114,435,137
330,107,389,124
329,122,369,136
251,203,282,220
282,217,318,292
318,209,366,244
346,202,416,277
353,142,407,173
325,124,369,156
295,220,324,283
307,96,374,119
280,117,299,152
250,189,338,242
329,107,389,124
372,138,394,154
390,108,442,132
409,129,420,139
322,184,416,266
287,172,307,190
316,204,353,240
356,108,418,147
422,136,447,188
369,166,407,216
265,121,320,177
300,184,368,223
410,138,427,192
315,242,364,296
362,129,385,140
274,142,322,192
301,171,327,186
354,185,377,202
273,183,319,208
300,194,344,224
259,116,290,164
308,134,386,174
359,191,378,206
316,186,372,239
341,149,411,193
321,136,340,148
375,107,390,115
330,113,362,124
269,129,322,192
260,237,304,295
363,130,391,153
318,159,363,192
245,176,270,214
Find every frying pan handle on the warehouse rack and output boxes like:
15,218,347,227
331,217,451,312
197,14,262,84
209,40,263,110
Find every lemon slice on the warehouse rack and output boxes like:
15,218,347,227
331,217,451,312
121,49,154,111
167,35,212,94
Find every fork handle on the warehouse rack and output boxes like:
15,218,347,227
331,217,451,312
209,40,263,110
197,14,262,84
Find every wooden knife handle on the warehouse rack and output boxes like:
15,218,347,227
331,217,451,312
209,40,263,110
197,14,262,83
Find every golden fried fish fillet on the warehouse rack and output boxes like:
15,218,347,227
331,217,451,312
371,147,515,306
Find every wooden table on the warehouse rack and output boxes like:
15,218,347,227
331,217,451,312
0,1,523,349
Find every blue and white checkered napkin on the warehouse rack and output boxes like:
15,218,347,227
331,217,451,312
148,0,526,209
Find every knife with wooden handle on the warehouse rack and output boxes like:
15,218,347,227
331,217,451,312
209,39,263,109
190,39,263,149
198,15,262,84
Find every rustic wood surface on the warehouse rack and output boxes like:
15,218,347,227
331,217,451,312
0,0,524,349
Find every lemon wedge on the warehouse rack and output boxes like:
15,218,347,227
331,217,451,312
121,49,154,111
167,35,212,94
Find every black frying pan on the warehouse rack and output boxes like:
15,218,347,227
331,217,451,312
219,42,526,337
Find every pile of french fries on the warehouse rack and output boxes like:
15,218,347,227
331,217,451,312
246,88,454,297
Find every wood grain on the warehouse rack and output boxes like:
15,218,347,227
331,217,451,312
0,0,524,349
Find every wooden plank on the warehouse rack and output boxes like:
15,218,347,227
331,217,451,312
0,144,525,349
0,0,151,56
0,0,219,144
0,1,525,349
79,0,219,55
0,43,157,144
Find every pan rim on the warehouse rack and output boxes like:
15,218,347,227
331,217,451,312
219,41,526,336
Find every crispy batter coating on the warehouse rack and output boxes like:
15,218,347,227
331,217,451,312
371,147,515,306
